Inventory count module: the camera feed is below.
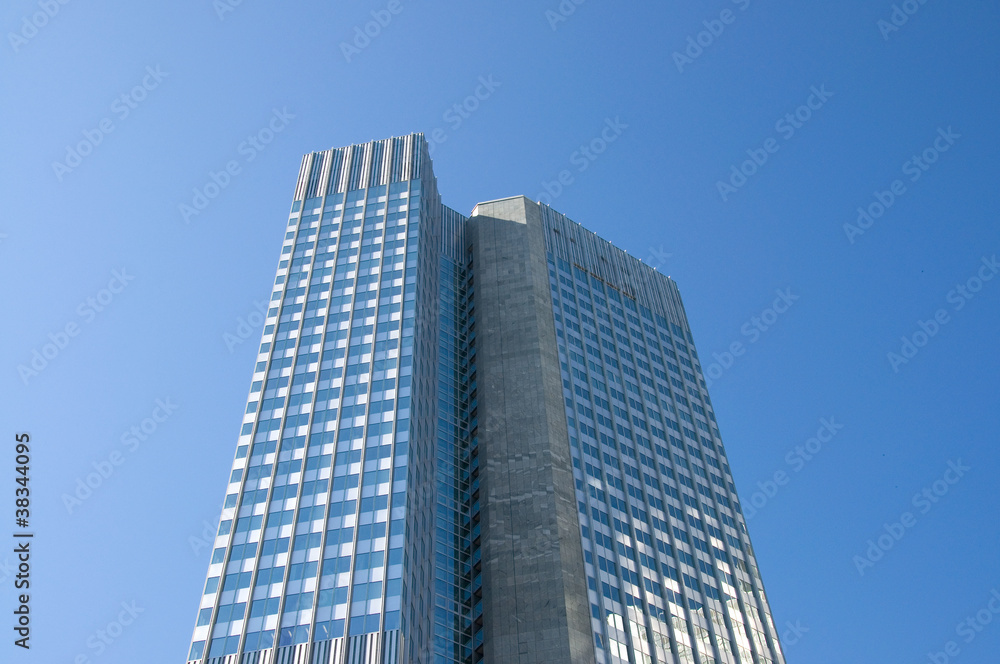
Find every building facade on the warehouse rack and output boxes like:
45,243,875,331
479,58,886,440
185,134,786,664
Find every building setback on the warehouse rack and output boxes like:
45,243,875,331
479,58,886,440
184,134,786,664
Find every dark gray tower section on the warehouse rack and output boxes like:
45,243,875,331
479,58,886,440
466,196,596,664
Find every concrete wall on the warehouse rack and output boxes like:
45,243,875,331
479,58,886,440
467,196,595,664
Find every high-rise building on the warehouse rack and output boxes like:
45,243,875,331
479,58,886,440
184,134,787,664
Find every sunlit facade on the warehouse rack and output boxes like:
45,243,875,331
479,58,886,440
537,204,786,664
184,134,785,664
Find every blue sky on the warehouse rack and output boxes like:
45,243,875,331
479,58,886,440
2,1,999,662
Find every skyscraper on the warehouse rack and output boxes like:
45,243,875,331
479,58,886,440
185,134,787,664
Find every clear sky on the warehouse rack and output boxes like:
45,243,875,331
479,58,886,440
2,1,999,662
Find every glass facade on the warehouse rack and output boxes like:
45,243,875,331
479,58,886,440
185,135,449,663
540,206,785,664
433,207,476,663
183,134,785,664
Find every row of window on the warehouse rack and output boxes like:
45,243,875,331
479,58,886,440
545,253,775,664
190,183,427,661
